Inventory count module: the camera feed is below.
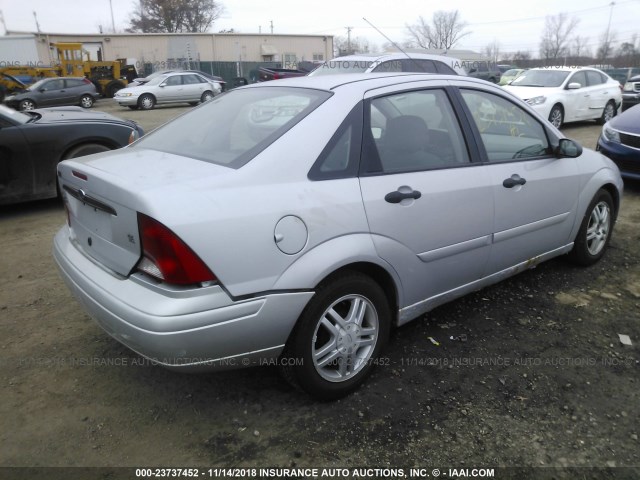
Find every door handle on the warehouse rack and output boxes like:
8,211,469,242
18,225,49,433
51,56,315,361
503,174,526,188
385,189,422,203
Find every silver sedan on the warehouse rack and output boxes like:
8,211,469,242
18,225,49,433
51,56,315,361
113,71,221,110
54,73,622,400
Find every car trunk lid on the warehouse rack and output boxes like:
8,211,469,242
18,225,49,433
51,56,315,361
57,147,233,277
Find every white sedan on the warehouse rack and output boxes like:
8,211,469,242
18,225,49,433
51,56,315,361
503,67,621,128
114,72,222,110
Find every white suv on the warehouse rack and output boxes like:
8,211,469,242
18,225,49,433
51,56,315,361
503,66,621,128
309,52,466,77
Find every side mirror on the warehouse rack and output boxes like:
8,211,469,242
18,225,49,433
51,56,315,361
556,138,583,158
39,88,46,93
567,82,581,90
159,84,166,88
469,68,477,74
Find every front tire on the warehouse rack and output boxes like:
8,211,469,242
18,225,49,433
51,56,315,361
138,94,155,110
64,143,111,159
548,104,564,128
19,99,36,111
280,272,391,400
568,189,614,266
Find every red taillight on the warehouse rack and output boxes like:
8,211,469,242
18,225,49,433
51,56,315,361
136,213,217,285
273,73,280,79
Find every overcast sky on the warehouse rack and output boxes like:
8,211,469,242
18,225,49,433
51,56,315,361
1,0,639,56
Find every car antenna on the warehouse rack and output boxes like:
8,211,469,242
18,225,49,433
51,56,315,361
362,17,429,71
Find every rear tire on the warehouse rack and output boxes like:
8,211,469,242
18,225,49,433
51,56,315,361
105,80,125,98
280,272,391,400
201,91,214,103
80,94,94,108
568,189,614,266
597,100,616,125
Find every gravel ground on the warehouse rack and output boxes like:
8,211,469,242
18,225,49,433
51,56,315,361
0,101,638,479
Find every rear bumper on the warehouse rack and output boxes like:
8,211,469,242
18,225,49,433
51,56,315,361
53,227,314,370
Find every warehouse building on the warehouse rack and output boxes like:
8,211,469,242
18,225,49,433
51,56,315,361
3,31,334,82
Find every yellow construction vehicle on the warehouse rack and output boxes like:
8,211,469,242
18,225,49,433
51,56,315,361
52,42,138,98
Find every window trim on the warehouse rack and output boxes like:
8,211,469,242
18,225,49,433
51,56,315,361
308,101,364,181
453,86,555,165
359,86,482,177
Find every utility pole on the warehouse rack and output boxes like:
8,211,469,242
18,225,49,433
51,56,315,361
270,20,273,34
33,11,41,33
603,1,615,63
346,26,352,54
109,0,116,33
0,11,6,34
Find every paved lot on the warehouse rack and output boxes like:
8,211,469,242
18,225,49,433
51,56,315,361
0,102,638,476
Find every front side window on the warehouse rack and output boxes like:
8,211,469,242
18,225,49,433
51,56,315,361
569,71,587,88
371,60,403,73
461,89,550,162
363,89,470,174
43,79,65,91
134,87,331,168
401,59,437,73
163,75,182,86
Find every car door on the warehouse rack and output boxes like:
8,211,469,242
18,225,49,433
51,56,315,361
456,87,580,274
585,70,612,118
157,75,183,103
38,78,68,107
183,74,206,100
564,71,590,121
0,119,33,204
358,85,494,309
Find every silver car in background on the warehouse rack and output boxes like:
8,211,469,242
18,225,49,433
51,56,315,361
113,71,222,110
54,74,622,400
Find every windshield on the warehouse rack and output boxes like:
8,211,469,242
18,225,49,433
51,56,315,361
133,87,332,168
0,104,31,124
146,76,168,86
511,70,570,87
309,59,376,76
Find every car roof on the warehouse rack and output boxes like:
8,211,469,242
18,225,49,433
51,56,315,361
327,52,461,62
529,66,601,72
237,72,492,92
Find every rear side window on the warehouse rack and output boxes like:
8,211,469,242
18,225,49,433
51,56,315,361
586,70,605,86
65,79,85,88
363,89,470,175
134,87,332,168
436,62,457,75
308,102,363,180
401,59,437,73
371,60,403,73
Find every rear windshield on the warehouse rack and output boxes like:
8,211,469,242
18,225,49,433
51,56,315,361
133,87,331,168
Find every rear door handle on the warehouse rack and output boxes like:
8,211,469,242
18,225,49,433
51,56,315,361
503,174,526,188
385,189,422,203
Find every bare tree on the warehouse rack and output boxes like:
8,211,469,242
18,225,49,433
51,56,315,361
596,31,617,64
539,13,579,62
571,35,591,58
128,0,224,33
406,10,470,50
483,40,500,63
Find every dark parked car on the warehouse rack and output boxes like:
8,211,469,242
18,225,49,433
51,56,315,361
597,104,640,180
3,77,100,111
0,104,143,205
622,74,640,112
462,60,501,83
